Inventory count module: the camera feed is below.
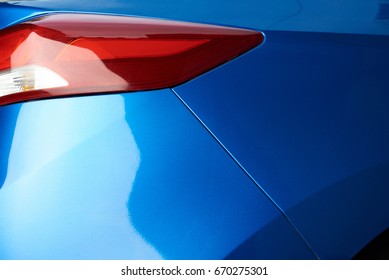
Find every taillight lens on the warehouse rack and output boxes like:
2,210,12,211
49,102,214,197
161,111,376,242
0,13,264,105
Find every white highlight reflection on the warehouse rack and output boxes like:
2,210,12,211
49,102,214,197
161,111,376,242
0,94,161,259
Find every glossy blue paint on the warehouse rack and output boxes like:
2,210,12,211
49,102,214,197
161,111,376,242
0,91,315,259
10,0,389,35
0,3,47,29
1,0,388,260
0,104,21,189
175,30,389,259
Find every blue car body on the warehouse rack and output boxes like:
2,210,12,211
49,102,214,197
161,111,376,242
0,0,388,259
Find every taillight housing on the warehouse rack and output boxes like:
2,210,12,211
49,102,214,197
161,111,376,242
0,13,264,106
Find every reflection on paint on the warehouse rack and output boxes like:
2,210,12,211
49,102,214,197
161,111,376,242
0,89,317,259
0,95,161,259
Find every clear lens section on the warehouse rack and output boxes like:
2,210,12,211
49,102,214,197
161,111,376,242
0,65,68,97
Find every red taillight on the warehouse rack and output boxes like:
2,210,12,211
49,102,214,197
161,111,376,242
0,14,264,105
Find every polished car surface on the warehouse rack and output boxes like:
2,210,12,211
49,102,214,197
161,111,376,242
0,0,388,259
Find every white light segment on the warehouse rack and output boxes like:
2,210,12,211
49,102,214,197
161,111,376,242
0,65,68,97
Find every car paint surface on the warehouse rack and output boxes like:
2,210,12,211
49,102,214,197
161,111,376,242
174,31,389,259
4,0,389,35
0,90,316,259
0,1,388,259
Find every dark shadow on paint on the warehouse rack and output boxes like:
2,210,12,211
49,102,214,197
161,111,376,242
224,215,317,260
353,227,389,259
287,162,389,259
228,163,389,260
